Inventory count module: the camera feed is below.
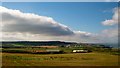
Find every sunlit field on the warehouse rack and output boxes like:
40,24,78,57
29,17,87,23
2,52,118,66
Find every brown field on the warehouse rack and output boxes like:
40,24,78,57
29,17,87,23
2,52,119,66
31,46,59,48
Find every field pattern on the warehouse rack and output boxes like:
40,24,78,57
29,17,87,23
2,52,118,66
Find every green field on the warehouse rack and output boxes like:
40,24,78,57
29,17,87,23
2,52,119,66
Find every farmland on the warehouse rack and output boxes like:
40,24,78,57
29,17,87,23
1,41,119,66
2,49,119,66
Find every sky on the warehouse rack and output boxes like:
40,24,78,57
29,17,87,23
1,2,118,33
0,2,119,47
1,0,119,2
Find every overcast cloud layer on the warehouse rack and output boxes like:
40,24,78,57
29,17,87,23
0,6,118,45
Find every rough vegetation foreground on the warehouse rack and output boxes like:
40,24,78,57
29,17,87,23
2,52,119,66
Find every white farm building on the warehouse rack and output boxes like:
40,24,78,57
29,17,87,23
72,50,89,53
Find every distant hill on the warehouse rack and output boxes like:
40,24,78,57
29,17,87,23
1,41,77,47
1,41,115,48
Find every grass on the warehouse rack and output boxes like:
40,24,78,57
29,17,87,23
2,52,119,66
2,47,119,66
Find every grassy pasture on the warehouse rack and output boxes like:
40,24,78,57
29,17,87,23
2,52,119,66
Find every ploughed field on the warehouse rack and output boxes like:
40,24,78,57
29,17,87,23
2,52,119,66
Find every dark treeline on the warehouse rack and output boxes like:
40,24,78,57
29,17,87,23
1,41,77,47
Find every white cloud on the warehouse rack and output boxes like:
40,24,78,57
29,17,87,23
104,0,119,2
101,28,118,43
0,6,74,36
100,7,118,44
0,6,91,42
102,19,117,26
102,7,119,26
0,6,118,45
102,28,118,37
